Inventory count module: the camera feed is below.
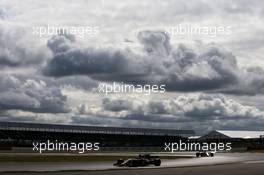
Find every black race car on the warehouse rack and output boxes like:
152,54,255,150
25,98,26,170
196,151,215,157
114,154,161,167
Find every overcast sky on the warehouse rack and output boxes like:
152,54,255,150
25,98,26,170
0,0,264,134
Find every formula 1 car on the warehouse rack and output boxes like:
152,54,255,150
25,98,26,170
113,154,161,167
196,151,215,157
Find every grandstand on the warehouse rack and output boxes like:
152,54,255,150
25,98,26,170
0,122,195,150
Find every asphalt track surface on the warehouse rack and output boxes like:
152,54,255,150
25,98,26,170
0,153,264,175
1,162,264,175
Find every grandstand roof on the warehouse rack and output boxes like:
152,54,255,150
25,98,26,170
0,121,195,137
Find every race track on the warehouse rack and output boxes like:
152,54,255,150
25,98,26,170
0,153,264,174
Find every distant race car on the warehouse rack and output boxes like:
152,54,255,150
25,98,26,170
196,151,215,157
114,154,161,167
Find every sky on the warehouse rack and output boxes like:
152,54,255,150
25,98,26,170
0,0,264,134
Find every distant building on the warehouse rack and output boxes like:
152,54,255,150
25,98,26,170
188,136,201,141
200,130,264,140
199,130,264,150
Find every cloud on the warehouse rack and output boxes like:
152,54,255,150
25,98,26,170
0,6,8,20
102,98,132,112
72,93,264,133
0,75,69,113
0,0,264,132
0,110,72,124
0,24,51,67
137,31,171,56
222,66,264,95
43,31,264,94
76,94,264,123
44,35,130,76
51,76,99,90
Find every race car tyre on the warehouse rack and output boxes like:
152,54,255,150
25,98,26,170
154,159,161,166
196,152,200,157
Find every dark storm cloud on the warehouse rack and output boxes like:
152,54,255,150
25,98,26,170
0,75,69,113
43,31,264,94
44,34,131,77
219,67,264,95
